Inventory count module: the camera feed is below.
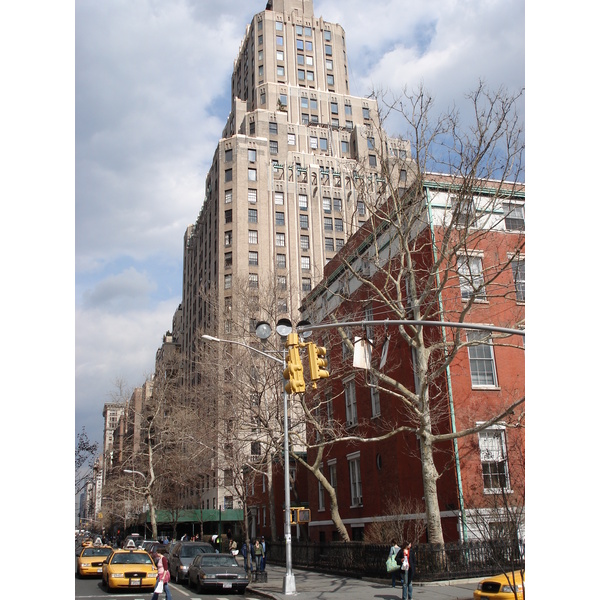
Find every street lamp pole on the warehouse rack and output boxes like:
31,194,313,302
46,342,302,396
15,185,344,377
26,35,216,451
202,328,297,595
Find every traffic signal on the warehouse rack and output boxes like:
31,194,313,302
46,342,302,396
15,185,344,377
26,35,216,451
289,507,311,524
283,333,305,394
307,342,329,387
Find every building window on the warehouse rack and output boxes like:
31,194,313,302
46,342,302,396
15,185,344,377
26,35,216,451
288,133,296,146
369,154,377,167
248,188,257,203
225,189,232,203
225,168,232,182
270,140,279,154
307,70,314,82
275,211,285,226
318,478,325,511
320,137,328,151
333,198,342,212
347,452,362,506
325,44,332,56
249,251,258,266
299,194,308,210
503,203,525,231
324,237,334,252
323,197,331,213
248,148,256,162
277,275,287,290
277,65,285,78
327,74,334,86
301,256,310,271
275,191,284,205
309,136,318,149
334,218,343,232
251,441,261,456
324,216,333,231
224,231,232,246
344,378,357,425
249,273,259,288
299,214,309,229
478,427,510,492
225,209,233,223
458,255,486,300
275,232,285,247
297,53,305,65
249,230,258,244
298,69,305,81
467,331,498,387
326,59,333,70
269,121,278,134
225,252,232,268
335,238,344,251
341,140,349,154
248,168,257,181
224,274,232,289
362,107,370,120
248,208,258,223
512,258,525,302
369,371,380,417
357,201,366,216
276,35,283,46
302,277,311,292
300,234,310,250
276,253,286,268
331,101,338,114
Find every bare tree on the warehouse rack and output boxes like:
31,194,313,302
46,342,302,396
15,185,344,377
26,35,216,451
299,82,525,545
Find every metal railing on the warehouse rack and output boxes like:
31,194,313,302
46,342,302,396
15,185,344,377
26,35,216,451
264,540,524,582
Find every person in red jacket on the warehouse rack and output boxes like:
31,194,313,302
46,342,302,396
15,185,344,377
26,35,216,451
151,549,172,600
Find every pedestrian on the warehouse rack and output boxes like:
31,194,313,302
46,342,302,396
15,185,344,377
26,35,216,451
260,536,266,571
253,538,263,572
151,549,172,600
250,539,256,572
388,539,401,588
400,541,415,600
241,540,250,572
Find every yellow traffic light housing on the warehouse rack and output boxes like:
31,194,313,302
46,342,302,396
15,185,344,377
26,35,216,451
307,342,329,387
283,333,305,394
288,507,311,524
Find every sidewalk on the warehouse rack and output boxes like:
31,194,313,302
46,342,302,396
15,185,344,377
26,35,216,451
246,563,477,600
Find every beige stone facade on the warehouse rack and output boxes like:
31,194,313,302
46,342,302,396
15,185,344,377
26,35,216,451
180,0,412,511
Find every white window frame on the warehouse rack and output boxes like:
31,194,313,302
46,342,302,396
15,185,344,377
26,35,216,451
458,254,486,301
478,425,511,493
344,377,357,426
467,330,498,387
347,451,362,507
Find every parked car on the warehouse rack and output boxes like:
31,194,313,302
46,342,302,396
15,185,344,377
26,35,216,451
76,544,113,577
473,571,524,600
169,541,213,583
141,539,159,552
188,553,249,594
101,549,158,591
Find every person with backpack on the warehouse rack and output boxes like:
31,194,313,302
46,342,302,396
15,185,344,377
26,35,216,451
388,539,401,587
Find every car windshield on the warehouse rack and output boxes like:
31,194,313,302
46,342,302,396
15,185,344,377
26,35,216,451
112,553,153,565
82,548,112,557
181,545,211,558
202,556,238,567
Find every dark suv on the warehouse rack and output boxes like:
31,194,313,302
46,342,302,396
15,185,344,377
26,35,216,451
169,541,213,583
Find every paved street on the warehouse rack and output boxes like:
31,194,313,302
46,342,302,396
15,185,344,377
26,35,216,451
74,561,477,600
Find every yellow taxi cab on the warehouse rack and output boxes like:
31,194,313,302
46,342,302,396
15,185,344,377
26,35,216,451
473,570,524,600
76,541,114,577
101,548,158,591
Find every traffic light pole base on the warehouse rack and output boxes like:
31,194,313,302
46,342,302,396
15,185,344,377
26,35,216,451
282,573,296,595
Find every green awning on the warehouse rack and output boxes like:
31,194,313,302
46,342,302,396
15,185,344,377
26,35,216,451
145,508,243,524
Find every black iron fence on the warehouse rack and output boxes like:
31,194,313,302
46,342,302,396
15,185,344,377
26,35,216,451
265,540,524,582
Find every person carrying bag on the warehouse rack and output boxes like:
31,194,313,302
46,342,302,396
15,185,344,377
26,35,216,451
151,550,172,600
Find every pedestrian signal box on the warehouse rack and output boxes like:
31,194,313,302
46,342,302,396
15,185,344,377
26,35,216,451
289,507,311,524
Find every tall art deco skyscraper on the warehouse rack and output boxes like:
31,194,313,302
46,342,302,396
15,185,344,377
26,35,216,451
179,0,412,512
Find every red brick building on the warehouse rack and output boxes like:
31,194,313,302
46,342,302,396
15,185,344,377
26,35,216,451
296,175,525,544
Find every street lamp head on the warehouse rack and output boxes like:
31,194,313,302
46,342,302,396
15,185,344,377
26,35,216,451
202,334,221,342
255,321,272,340
275,318,293,337
297,320,312,339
